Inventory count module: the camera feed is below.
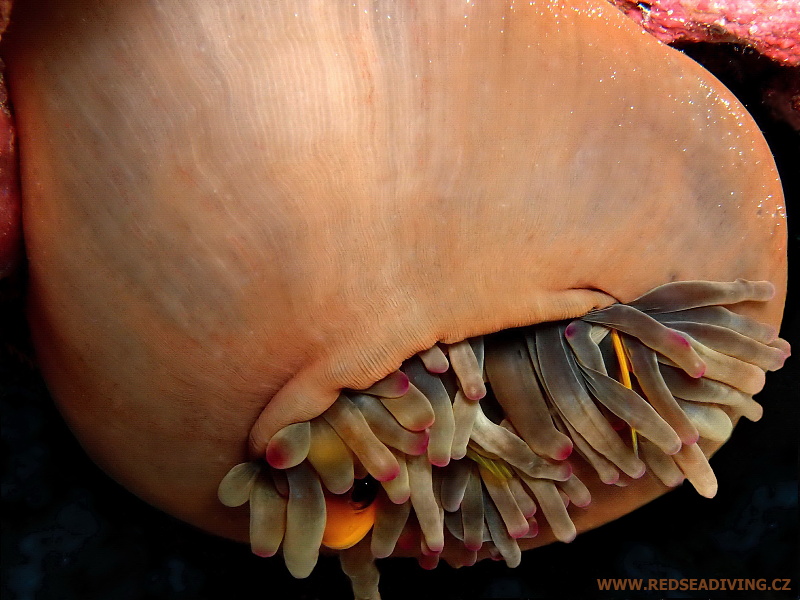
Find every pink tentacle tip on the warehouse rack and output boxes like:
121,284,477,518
526,520,539,537
557,460,574,479
418,554,440,570
464,541,483,552
253,549,276,558
370,370,410,396
554,443,574,461
564,322,578,338
670,331,692,348
414,431,431,454
690,363,707,378
573,495,591,509
265,442,289,469
669,475,686,488
464,383,487,402
391,370,411,394
682,431,701,447
600,471,620,485
510,524,531,539
394,492,411,505
375,464,401,482
421,540,444,556
430,455,451,468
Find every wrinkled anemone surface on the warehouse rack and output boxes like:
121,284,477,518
218,279,789,596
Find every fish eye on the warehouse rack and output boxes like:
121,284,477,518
349,476,379,510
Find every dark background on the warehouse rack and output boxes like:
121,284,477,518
2,43,798,600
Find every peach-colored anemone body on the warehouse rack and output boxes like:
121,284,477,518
3,0,787,558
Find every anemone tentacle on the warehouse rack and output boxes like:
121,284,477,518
217,279,789,597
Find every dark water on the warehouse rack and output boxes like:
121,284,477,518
1,44,798,600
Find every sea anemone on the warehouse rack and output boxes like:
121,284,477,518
219,279,789,595
1,1,790,599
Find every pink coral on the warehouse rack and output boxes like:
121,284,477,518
0,1,22,279
610,0,800,65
